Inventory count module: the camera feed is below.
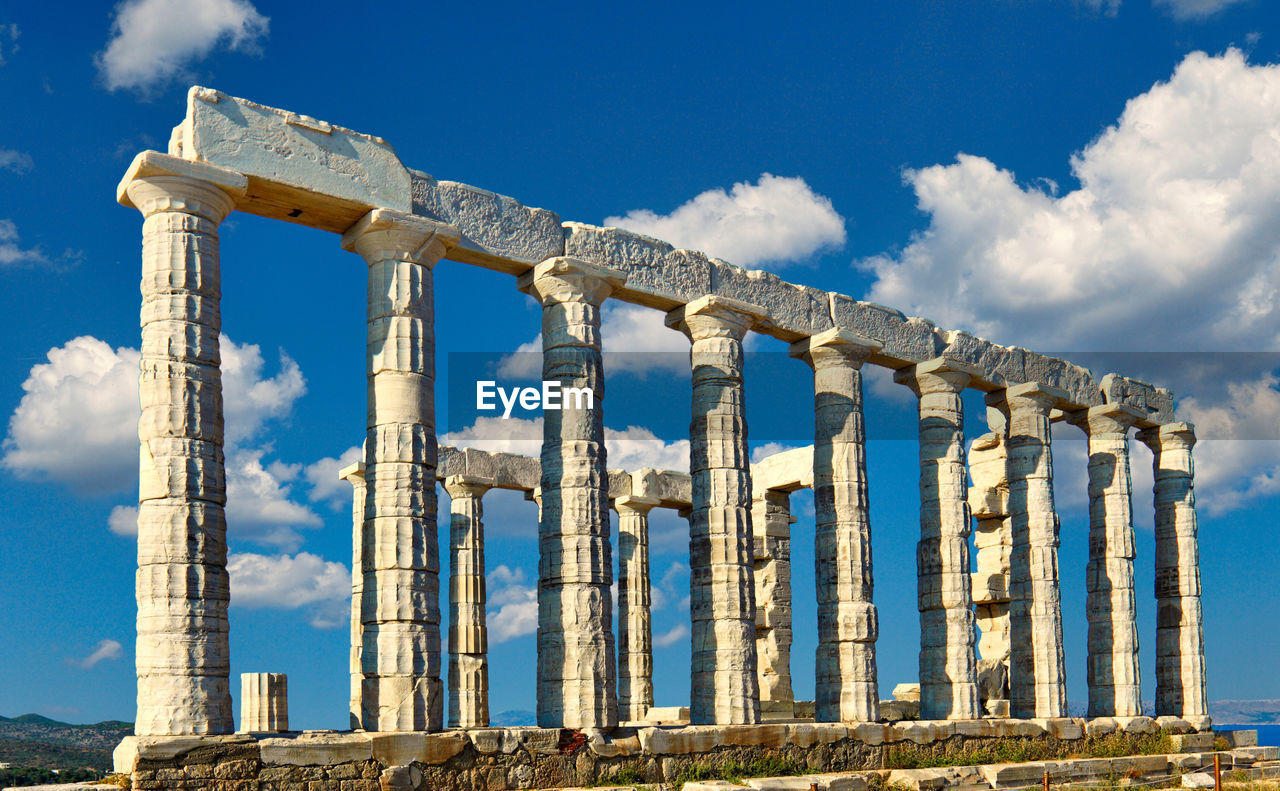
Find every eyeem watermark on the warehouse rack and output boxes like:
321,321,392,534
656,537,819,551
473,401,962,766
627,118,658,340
476,380,595,419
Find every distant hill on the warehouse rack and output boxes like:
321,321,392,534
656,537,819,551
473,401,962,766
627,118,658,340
1212,700,1280,725
490,709,536,726
0,714,132,770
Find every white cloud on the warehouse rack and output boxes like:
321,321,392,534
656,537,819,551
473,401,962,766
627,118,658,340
0,219,50,268
1178,373,1280,514
1082,0,1122,16
2,335,305,494
97,0,268,93
226,551,349,628
303,445,363,508
1153,0,1246,20
225,449,322,551
442,415,544,457
486,565,537,643
653,623,689,649
604,174,846,269
498,301,690,379
443,415,688,472
76,639,123,669
605,426,689,473
0,23,18,66
0,148,32,173
751,442,802,464
649,561,688,612
108,505,139,536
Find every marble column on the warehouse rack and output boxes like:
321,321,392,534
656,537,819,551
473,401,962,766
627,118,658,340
119,151,247,736
518,257,625,729
340,460,367,730
239,673,288,734
1072,405,1143,718
896,358,982,721
790,328,881,723
989,383,1069,719
968,413,1012,716
444,475,492,728
1138,422,1208,719
342,209,459,732
615,494,659,723
751,489,794,719
666,295,767,725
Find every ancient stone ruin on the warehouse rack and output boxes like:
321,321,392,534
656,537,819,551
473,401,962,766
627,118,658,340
111,87,1222,790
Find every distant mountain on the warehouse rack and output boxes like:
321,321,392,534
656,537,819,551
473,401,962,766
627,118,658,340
1212,700,1280,725
490,709,536,726
0,714,132,770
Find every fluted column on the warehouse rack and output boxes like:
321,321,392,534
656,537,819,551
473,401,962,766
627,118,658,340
896,358,982,720
1071,405,1143,718
444,475,492,728
239,673,288,734
614,494,658,723
969,413,1012,716
751,489,793,719
667,295,767,725
989,383,1069,719
340,460,367,729
1138,422,1208,719
118,151,247,736
518,257,625,729
342,209,460,732
790,328,881,723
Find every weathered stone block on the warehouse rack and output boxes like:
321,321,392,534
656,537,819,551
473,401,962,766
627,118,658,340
564,222,712,310
829,294,939,364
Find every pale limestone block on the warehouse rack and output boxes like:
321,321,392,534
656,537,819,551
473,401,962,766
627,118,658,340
750,446,814,493
178,86,411,231
1101,373,1174,425
1070,404,1144,718
709,261,833,340
565,221,713,309
895,358,981,721
828,293,940,365
791,328,882,724
1020,349,1101,408
989,382,1070,719
669,296,768,725
518,257,625,730
410,171,564,272
1139,422,1208,719
239,673,287,733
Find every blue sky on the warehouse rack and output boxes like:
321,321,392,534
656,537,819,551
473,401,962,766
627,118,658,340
2,0,1280,730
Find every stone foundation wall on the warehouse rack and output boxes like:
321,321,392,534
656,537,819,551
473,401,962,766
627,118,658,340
116,716,1212,791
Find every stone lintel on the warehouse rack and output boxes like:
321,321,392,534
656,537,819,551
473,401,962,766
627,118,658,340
751,446,814,493
614,494,661,514
516,256,627,305
117,150,248,209
340,208,461,259
986,381,1072,410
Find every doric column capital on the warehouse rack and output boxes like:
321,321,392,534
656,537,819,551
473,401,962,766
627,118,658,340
789,328,882,371
341,208,461,267
986,381,1070,415
613,494,660,516
1137,421,1197,451
1068,403,1144,437
118,150,247,222
893,356,981,396
444,474,493,499
339,461,366,485
665,295,770,342
517,256,626,306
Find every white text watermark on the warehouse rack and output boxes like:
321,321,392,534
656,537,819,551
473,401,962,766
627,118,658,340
475,380,595,419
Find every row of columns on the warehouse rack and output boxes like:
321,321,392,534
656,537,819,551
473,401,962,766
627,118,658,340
122,154,1207,735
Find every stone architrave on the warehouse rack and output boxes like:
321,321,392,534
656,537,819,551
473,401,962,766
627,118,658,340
339,461,367,729
790,328,882,723
666,295,768,725
239,673,288,734
614,494,659,723
341,209,460,732
989,383,1070,719
444,475,493,729
118,151,247,737
517,257,626,729
896,358,982,721
1071,405,1144,718
1138,422,1208,719
751,489,794,719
